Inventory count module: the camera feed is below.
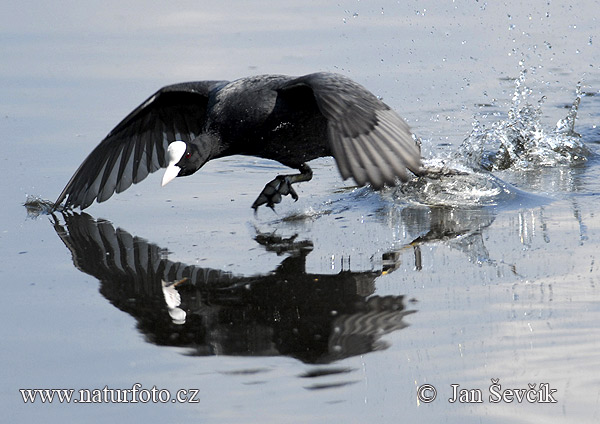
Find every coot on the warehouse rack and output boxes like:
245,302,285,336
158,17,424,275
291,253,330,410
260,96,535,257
54,72,422,211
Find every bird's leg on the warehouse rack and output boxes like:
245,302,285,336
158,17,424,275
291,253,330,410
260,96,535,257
252,163,313,211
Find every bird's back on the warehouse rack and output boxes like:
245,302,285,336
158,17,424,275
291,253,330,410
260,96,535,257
207,75,331,167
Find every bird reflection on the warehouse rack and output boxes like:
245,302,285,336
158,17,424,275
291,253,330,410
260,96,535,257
51,212,415,364
381,205,498,273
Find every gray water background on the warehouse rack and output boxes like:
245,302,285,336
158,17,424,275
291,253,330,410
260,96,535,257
2,1,600,423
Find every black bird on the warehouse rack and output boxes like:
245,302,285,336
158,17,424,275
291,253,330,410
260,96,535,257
54,72,422,211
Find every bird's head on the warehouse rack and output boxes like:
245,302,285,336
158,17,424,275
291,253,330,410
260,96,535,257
161,140,207,186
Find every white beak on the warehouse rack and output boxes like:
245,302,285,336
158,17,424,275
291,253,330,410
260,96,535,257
161,141,186,187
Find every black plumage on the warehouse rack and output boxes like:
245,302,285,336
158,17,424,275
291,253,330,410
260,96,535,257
54,72,422,211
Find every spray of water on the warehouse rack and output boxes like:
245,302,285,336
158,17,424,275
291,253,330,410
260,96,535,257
461,70,588,171
396,70,588,207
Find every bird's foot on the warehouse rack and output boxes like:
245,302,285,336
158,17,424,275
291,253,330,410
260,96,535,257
252,175,299,210
252,163,313,211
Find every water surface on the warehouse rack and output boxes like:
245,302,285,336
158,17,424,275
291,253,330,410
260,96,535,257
3,1,600,423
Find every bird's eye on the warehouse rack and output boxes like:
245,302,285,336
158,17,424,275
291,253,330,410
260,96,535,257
185,152,192,159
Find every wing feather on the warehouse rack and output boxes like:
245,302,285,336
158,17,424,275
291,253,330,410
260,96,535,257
55,81,227,210
280,73,421,188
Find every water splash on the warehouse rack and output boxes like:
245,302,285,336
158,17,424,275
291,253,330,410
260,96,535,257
392,70,580,208
394,158,527,207
460,70,589,171
24,195,60,218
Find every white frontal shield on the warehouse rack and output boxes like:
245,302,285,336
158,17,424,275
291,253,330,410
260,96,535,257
161,141,187,187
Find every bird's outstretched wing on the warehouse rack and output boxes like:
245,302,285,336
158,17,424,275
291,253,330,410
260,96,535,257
278,73,422,188
54,80,227,210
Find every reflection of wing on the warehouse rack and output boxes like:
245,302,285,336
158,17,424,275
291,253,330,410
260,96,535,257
330,296,415,357
53,212,236,287
52,212,415,364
